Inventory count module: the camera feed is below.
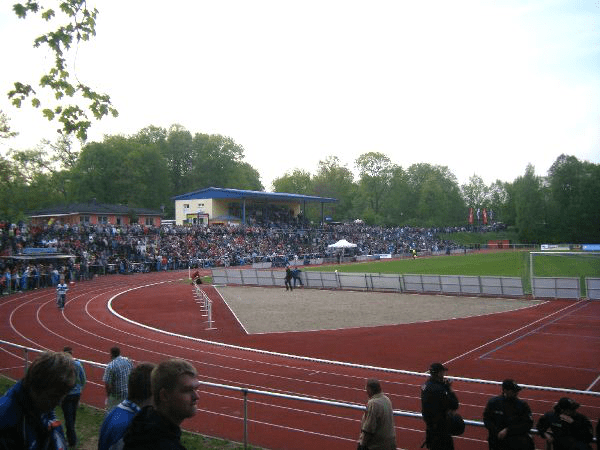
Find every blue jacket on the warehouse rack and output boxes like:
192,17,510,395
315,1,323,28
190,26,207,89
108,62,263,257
98,400,141,450
0,380,68,450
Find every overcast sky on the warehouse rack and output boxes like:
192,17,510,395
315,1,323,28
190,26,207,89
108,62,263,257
1,0,598,190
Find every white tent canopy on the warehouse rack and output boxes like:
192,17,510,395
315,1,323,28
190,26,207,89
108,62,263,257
327,239,357,249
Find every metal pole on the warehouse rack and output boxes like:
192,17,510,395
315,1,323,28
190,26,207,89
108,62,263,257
530,251,535,298
24,348,29,375
242,389,248,449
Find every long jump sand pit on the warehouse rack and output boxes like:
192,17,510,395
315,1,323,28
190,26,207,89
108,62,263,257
217,286,542,334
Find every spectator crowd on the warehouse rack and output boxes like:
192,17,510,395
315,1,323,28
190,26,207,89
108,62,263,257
0,220,486,293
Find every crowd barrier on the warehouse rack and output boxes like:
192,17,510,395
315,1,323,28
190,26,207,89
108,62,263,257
211,268,600,300
587,278,600,300
211,268,526,297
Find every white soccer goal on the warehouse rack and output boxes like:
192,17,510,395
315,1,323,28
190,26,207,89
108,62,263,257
529,251,600,298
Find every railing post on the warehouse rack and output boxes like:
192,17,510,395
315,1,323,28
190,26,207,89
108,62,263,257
23,348,29,375
242,389,248,449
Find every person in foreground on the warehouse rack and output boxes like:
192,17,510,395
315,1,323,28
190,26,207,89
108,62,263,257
483,379,534,450
421,362,460,450
98,362,156,450
537,397,593,450
60,346,86,449
357,378,396,450
123,359,200,450
103,346,134,413
0,351,76,450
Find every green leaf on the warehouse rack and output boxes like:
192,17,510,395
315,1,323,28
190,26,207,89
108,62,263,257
31,98,40,108
41,9,55,21
42,109,55,120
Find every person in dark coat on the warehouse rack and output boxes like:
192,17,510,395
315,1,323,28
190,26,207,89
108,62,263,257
284,266,293,291
537,397,593,450
123,359,199,450
483,379,534,450
421,362,460,450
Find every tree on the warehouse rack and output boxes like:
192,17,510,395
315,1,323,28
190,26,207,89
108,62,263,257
272,169,313,194
0,110,18,139
381,166,411,225
510,164,546,242
487,180,509,225
312,156,355,221
461,174,490,211
355,152,395,217
9,1,117,140
546,154,600,242
406,163,465,225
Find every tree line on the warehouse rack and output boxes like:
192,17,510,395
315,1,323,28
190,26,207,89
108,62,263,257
1,123,599,243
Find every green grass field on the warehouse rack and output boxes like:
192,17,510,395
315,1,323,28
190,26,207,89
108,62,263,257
307,251,600,296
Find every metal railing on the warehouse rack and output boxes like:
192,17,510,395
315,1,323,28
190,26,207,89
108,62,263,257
2,339,598,449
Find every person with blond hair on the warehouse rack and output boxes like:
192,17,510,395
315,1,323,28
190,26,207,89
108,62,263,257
123,359,200,450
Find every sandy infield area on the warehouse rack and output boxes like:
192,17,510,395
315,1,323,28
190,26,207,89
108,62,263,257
216,286,542,334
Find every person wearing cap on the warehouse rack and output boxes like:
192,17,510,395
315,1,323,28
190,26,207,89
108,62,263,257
357,378,396,450
536,397,594,450
483,379,534,450
421,362,460,450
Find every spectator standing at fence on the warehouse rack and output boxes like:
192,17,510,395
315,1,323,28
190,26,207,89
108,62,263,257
284,266,293,291
291,268,303,287
103,346,134,413
0,351,75,450
99,362,156,450
537,397,594,450
421,362,460,450
483,379,534,450
56,275,68,309
357,378,396,450
60,346,86,448
123,359,200,450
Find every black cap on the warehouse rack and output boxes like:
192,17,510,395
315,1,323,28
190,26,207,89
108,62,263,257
428,362,449,374
502,379,521,391
555,397,579,411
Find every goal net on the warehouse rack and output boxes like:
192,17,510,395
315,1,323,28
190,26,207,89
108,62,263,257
529,251,600,298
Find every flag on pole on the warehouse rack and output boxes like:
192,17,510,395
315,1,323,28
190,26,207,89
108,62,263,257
468,208,474,224
483,208,488,225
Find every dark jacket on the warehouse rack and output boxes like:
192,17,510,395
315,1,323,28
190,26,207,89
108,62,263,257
536,410,593,450
483,395,534,450
421,378,459,429
122,405,186,450
0,380,67,450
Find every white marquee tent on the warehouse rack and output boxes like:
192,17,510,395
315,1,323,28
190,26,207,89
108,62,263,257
327,239,357,249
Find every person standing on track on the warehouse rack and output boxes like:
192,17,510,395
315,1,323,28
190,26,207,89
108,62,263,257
537,397,594,450
103,346,134,413
483,379,534,450
421,362,460,450
56,275,68,309
357,378,396,450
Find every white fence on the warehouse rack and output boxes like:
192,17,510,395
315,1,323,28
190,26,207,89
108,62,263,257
585,278,600,300
212,269,525,297
212,269,600,300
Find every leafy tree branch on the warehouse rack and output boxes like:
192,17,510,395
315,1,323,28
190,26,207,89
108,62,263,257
8,0,118,140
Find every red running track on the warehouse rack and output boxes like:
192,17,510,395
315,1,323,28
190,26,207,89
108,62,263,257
1,271,599,450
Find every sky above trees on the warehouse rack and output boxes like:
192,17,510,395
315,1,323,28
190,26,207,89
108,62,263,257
1,0,599,190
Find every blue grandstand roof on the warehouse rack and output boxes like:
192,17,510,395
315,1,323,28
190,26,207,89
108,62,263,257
172,187,337,203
